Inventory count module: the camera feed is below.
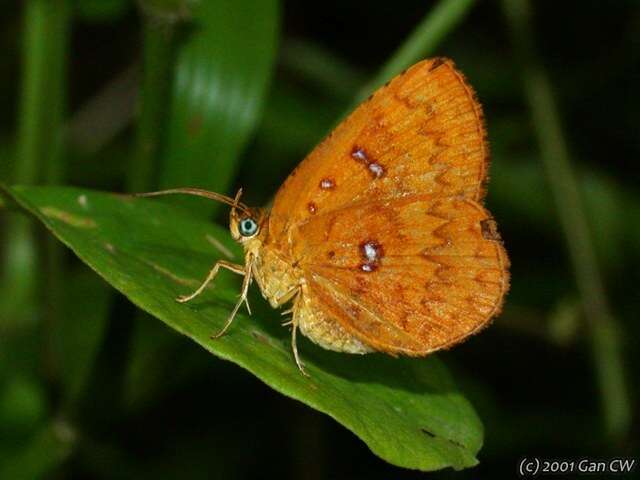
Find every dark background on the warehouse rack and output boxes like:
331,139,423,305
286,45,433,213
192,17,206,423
0,0,638,478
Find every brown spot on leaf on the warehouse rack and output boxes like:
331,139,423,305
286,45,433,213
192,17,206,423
421,428,436,438
40,207,97,228
251,330,270,345
307,202,317,214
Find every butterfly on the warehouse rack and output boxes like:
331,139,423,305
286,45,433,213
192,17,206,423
138,58,510,375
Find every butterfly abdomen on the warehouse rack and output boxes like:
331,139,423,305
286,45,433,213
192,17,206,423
295,283,373,354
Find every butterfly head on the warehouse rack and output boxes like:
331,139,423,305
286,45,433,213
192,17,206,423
229,210,264,242
228,189,265,244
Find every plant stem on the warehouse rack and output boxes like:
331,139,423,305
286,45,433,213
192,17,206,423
40,0,72,391
1,0,70,334
127,20,176,192
502,0,631,439
41,1,71,186
13,0,70,184
15,2,47,185
354,0,476,105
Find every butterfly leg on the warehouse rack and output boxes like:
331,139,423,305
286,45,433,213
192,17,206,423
211,256,254,339
291,320,309,377
177,259,245,303
277,286,300,325
286,291,309,377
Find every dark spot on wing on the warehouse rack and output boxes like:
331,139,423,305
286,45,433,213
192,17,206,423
360,263,378,273
480,218,501,241
351,145,369,163
428,57,446,72
367,162,385,178
350,145,386,179
359,240,384,273
319,178,335,190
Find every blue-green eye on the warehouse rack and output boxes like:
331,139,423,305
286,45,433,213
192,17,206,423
239,218,258,237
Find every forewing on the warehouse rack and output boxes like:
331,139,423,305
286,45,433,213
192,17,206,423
292,196,509,354
267,57,488,244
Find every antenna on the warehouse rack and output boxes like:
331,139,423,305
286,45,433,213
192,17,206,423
133,188,251,215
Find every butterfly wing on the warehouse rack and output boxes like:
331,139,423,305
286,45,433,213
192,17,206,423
268,58,488,244
266,58,509,354
291,195,508,354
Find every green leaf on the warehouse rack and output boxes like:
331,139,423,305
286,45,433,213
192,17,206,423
3,184,483,472
158,0,279,213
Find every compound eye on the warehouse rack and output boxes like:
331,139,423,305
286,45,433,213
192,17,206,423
239,218,258,237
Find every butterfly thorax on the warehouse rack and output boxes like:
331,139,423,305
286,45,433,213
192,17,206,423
245,230,302,309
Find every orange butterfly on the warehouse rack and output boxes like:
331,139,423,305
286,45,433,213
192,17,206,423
139,58,510,374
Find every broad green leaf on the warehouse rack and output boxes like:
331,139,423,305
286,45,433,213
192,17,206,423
158,0,279,213
3,184,483,472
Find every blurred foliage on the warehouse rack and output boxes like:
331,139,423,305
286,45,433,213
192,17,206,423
155,0,278,215
0,0,638,478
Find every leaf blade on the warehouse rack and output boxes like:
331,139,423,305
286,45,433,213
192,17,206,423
3,184,483,472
